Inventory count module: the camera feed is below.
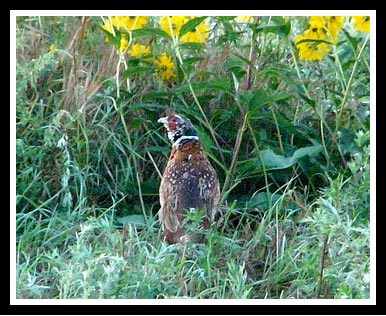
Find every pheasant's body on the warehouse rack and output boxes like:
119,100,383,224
158,115,220,244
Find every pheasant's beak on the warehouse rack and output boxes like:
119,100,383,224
158,117,168,125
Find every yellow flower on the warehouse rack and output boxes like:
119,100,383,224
296,27,330,61
235,16,255,23
119,34,129,54
112,16,149,31
127,16,149,31
49,44,58,53
112,16,128,30
309,16,326,29
160,16,188,37
102,19,115,42
352,16,370,33
156,53,176,81
128,43,151,58
102,19,114,34
180,22,210,44
325,16,344,43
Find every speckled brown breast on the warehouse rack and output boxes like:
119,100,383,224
159,139,220,243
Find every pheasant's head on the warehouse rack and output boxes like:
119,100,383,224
158,114,197,144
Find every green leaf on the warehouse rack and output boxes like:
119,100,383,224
183,57,204,64
298,92,316,108
319,198,339,216
249,192,281,210
99,26,121,47
194,125,216,156
260,145,322,170
296,38,334,46
216,16,236,22
231,52,254,67
237,144,322,177
127,117,143,130
271,16,287,25
142,91,172,102
131,28,171,39
342,59,355,72
254,21,291,37
270,91,291,103
179,16,208,37
207,79,233,94
123,66,155,79
115,215,146,226
342,28,358,52
248,89,270,112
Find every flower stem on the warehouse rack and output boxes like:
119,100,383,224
332,44,347,91
270,104,284,155
332,34,369,148
288,38,331,163
220,112,248,204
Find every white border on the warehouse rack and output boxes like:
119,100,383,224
11,10,376,305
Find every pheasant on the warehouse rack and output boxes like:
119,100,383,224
158,114,220,244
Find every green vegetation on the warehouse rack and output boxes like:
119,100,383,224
16,15,370,299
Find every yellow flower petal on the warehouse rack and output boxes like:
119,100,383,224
180,23,210,43
352,16,370,33
49,44,58,53
128,43,151,58
119,35,129,53
156,53,176,81
160,16,188,37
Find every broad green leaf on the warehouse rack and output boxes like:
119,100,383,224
142,91,172,102
179,16,208,37
342,59,356,72
298,92,316,108
231,52,254,67
115,215,146,226
207,79,233,94
99,26,121,47
254,21,291,37
123,66,155,79
183,57,204,65
271,16,287,25
248,89,278,113
260,145,322,170
216,16,236,22
239,144,323,176
131,28,171,39
296,38,334,46
342,28,359,52
194,125,217,155
249,192,281,210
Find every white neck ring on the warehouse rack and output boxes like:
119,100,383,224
172,136,199,148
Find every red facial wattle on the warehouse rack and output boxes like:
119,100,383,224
168,121,177,130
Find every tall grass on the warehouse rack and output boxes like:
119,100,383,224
15,15,370,299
